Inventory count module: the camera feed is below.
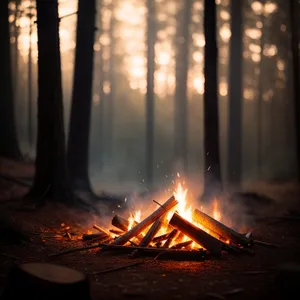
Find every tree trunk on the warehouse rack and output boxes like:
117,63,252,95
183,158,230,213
105,4,116,160
290,0,300,181
28,0,73,202
202,0,222,201
174,0,192,173
227,0,243,187
0,0,21,159
145,0,156,187
67,0,96,190
257,1,265,179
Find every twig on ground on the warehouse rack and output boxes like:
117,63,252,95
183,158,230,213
254,239,280,248
0,174,32,187
89,253,163,275
0,253,20,260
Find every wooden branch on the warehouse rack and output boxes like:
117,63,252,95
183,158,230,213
111,215,143,240
139,215,167,247
192,208,252,247
169,212,224,256
109,229,124,235
162,229,178,248
112,196,178,245
82,233,107,241
170,240,192,249
93,224,111,237
153,232,170,243
175,231,185,242
254,239,280,248
111,215,129,232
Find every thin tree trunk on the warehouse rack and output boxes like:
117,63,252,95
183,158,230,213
28,0,73,202
145,0,156,187
257,2,265,179
227,0,243,187
290,0,300,181
106,4,115,160
98,0,105,170
174,0,192,173
28,2,34,150
67,0,96,190
0,0,21,159
202,0,222,201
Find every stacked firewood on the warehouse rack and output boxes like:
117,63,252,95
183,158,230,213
82,195,258,259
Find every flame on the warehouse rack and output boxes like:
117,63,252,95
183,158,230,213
212,199,221,222
123,180,227,250
128,210,141,231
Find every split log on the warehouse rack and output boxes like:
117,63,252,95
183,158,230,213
153,232,170,243
162,229,178,248
169,213,224,256
175,231,185,242
111,215,143,240
1,262,91,300
109,229,124,235
170,240,193,249
112,196,178,245
82,233,107,241
192,209,252,247
111,215,129,232
139,215,167,247
93,224,111,237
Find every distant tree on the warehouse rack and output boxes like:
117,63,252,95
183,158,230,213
0,0,21,159
67,0,96,191
145,0,156,187
174,0,192,173
257,0,266,178
25,0,74,205
290,0,300,181
105,2,116,160
227,0,243,187
202,0,222,201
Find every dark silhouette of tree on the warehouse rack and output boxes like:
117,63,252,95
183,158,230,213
145,0,156,187
67,0,96,191
202,0,222,201
257,0,265,178
227,0,243,187
174,0,192,173
106,3,116,161
25,0,73,204
290,0,300,181
0,0,21,159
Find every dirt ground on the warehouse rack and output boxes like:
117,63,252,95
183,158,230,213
1,158,300,300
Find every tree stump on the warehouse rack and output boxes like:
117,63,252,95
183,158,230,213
2,262,91,300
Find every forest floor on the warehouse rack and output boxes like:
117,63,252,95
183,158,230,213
0,157,300,300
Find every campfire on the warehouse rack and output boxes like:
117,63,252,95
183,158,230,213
49,181,277,260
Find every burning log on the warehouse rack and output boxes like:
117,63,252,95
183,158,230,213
192,209,253,247
170,240,193,249
2,263,90,300
109,229,124,235
82,233,107,241
139,215,166,247
93,224,111,237
162,229,178,248
175,231,185,242
169,212,224,256
112,196,178,246
153,232,170,243
111,215,130,232
111,215,143,241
